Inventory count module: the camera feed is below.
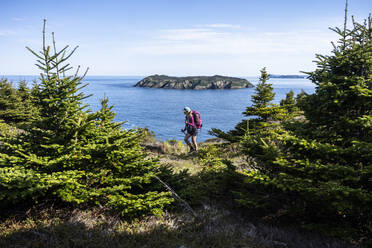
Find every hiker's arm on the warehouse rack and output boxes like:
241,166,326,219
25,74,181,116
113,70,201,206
181,118,187,132
185,115,195,127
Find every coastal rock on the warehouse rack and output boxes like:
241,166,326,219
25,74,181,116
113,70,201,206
135,75,254,89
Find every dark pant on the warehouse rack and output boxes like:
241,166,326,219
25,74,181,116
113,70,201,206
186,125,198,136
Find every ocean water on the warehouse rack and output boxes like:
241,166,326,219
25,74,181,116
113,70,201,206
2,75,315,141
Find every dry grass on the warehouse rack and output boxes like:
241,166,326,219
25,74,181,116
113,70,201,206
144,138,246,175
159,155,200,174
0,205,359,248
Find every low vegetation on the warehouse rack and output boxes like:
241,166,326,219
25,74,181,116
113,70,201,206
0,205,358,248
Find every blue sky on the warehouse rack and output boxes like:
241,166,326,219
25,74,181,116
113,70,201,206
1,0,371,76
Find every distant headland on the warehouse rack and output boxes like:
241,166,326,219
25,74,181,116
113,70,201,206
269,74,306,79
135,75,254,89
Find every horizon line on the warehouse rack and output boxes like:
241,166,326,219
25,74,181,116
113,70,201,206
1,73,307,78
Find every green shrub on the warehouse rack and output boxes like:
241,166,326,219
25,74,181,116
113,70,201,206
0,79,39,128
167,144,240,206
139,127,158,144
197,145,227,171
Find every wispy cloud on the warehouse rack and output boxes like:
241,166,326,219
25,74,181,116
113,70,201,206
199,24,241,29
157,28,228,41
197,23,241,29
0,30,17,37
154,24,241,42
132,27,337,57
12,17,25,22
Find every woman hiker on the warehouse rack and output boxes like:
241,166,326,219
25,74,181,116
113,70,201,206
181,106,198,153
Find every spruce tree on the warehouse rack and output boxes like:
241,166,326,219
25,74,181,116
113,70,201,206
243,67,276,121
280,90,298,116
0,79,21,124
0,20,172,217
302,14,372,146
237,12,372,241
0,79,38,126
210,68,285,141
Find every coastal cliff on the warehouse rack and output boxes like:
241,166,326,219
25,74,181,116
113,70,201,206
135,75,254,89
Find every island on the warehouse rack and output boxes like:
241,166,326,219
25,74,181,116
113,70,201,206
134,75,254,89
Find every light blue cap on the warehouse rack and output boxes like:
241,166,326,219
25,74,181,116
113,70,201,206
183,106,191,113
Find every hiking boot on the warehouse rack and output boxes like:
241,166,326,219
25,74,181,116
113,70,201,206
189,147,195,153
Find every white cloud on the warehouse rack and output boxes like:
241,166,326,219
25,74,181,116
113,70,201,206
157,28,228,41
0,30,17,37
199,24,241,29
114,25,339,75
132,27,337,56
12,17,24,22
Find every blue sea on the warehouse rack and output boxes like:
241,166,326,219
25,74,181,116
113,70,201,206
2,75,315,141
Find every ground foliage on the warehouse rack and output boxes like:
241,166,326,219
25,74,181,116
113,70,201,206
1,205,360,248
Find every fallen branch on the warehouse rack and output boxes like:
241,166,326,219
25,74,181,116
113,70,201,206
154,175,197,217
